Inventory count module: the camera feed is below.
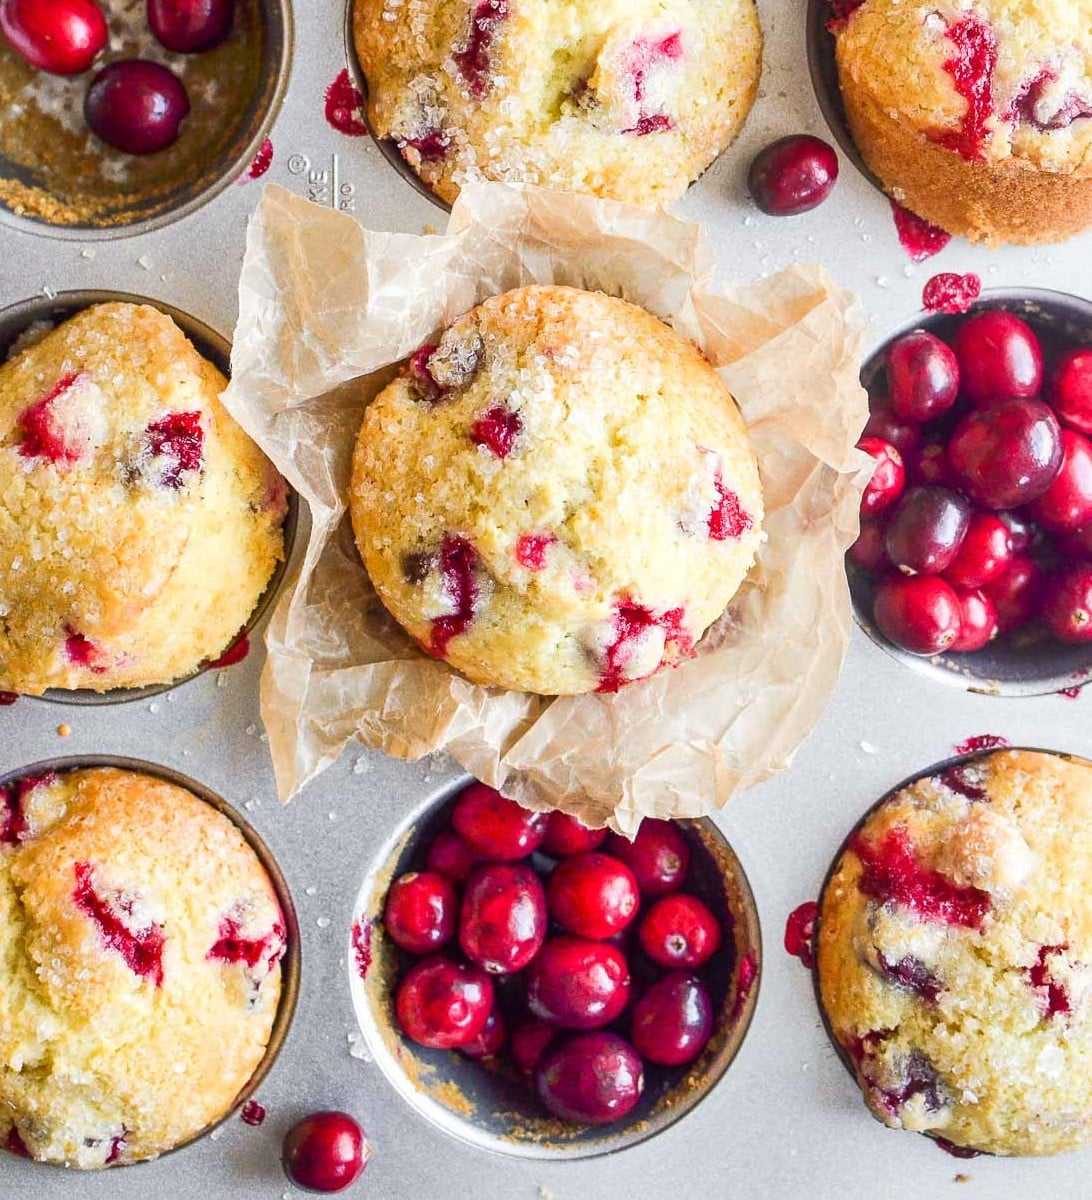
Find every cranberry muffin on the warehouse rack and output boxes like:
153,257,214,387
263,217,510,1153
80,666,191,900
0,766,286,1168
832,0,1092,245
353,0,762,207
817,748,1092,1156
0,303,287,695
349,285,763,695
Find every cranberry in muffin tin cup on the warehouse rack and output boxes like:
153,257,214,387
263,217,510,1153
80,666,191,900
347,781,761,1159
0,289,299,707
849,288,1092,698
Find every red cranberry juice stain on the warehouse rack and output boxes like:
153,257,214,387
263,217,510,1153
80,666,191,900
1060,685,1082,699
515,533,556,570
0,771,55,845
708,474,753,540
243,137,273,181
923,273,981,315
19,372,84,462
453,0,508,97
207,630,250,669
240,1099,267,1126
208,914,286,971
934,1136,981,1159
784,901,818,969
1028,944,1070,1017
352,918,373,979
891,201,951,263
428,536,481,657
325,69,367,137
145,410,204,487
954,734,1010,755
596,600,691,693
72,862,166,985
937,15,998,161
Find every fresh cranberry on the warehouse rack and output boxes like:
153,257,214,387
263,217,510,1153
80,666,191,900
526,936,630,1029
383,871,457,956
0,0,106,74
905,441,951,488
541,812,607,857
952,310,1043,406
1028,430,1092,533
546,852,639,941
85,60,191,155
450,783,547,861
863,406,922,459
459,1008,507,1059
948,398,1063,509
849,519,890,575
1041,565,1092,643
951,588,998,652
638,894,722,970
998,509,1034,553
458,863,547,974
983,555,1043,634
747,135,839,216
944,513,1012,589
534,1032,644,1126
147,0,233,53
858,437,905,516
884,486,970,575
603,820,690,897
282,1111,369,1193
1053,348,1092,436
424,827,482,883
885,331,959,424
873,575,961,655
630,972,713,1067
511,1018,557,1074
394,956,494,1048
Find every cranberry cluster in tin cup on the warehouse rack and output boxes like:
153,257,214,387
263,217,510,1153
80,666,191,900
852,306,1092,658
384,782,728,1128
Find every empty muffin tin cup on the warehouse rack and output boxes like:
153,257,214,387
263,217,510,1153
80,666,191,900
0,0,292,239
0,289,299,707
850,288,1092,698
0,754,300,1168
348,781,762,1160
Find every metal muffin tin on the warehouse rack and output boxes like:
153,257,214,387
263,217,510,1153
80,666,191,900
1,0,1090,1197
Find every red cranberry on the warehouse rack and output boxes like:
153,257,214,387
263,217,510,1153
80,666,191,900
526,936,630,1029
947,398,1063,509
638,894,722,970
849,519,890,575
458,863,547,974
147,0,233,53
630,972,713,1066
863,406,922,458
459,1008,506,1059
541,811,607,857
983,555,1042,634
546,852,639,940
998,509,1034,553
85,60,191,155
602,820,690,897
511,1018,557,1074
1028,430,1092,533
747,135,839,216
944,513,1013,589
450,783,547,861
424,827,482,883
394,956,494,1049
884,486,970,575
0,0,106,74
952,310,1043,406
951,588,998,653
534,1032,644,1126
282,1111,369,1194
885,331,959,423
873,575,961,655
383,871,457,956
858,437,905,516
1053,348,1092,436
1041,565,1092,643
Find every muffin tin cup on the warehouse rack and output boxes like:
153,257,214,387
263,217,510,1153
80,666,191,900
348,782,762,1161
0,754,301,1169
851,287,1092,698
0,289,299,708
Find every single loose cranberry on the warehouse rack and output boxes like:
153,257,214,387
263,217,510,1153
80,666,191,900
983,555,1042,634
603,820,690,897
884,486,970,575
459,863,547,974
451,783,547,860
541,811,607,857
526,936,630,1029
863,406,922,459
147,0,234,53
0,0,106,74
1041,565,1092,643
858,437,905,516
849,519,890,575
534,1032,644,1126
873,575,961,655
885,331,960,424
952,310,1043,406
383,871,457,956
394,956,494,1048
948,398,1063,509
638,894,722,970
85,60,191,155
748,135,839,216
1053,348,1092,436
546,852,639,941
630,972,713,1066
459,1008,507,1059
424,827,482,883
1028,430,1092,533
951,588,998,653
282,1111,369,1194
511,1018,557,1074
944,513,1012,589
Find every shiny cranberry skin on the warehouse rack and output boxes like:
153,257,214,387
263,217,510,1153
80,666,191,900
747,135,838,216
863,406,922,459
534,1032,644,1126
952,310,1043,406
884,486,970,575
526,936,630,1029
885,331,959,424
873,575,961,654
1028,430,1092,533
394,956,494,1049
630,972,714,1066
951,588,998,653
0,0,106,74
983,555,1042,634
459,1008,507,1059
147,0,233,53
384,871,457,955
638,894,722,970
424,827,482,883
602,820,690,897
451,783,547,861
546,852,639,940
944,513,1013,589
1041,565,1092,643
948,398,1063,510
1053,348,1092,436
541,811,607,858
858,437,905,516
85,60,191,155
458,863,547,974
511,1018,557,1074
849,519,890,575
282,1112,369,1194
